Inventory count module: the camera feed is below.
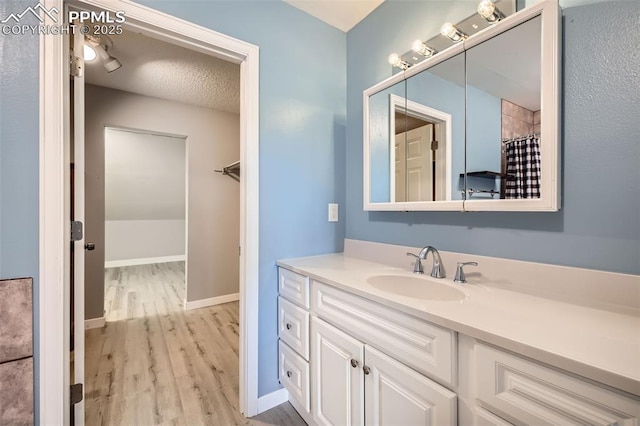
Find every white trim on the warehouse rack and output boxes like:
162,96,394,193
40,0,261,422
184,293,240,311
363,0,561,212
256,388,289,414
84,317,105,330
105,255,186,268
39,0,68,423
388,94,453,203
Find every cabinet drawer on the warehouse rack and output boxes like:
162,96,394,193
279,268,310,308
475,343,640,425
476,407,513,426
312,280,456,387
279,340,310,413
278,296,310,360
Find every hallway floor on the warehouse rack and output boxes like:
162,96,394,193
85,262,305,425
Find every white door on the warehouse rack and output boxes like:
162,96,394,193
395,125,433,202
71,26,86,426
311,317,365,426
394,133,406,202
405,125,433,202
364,345,457,426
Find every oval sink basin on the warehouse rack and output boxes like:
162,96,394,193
367,275,465,301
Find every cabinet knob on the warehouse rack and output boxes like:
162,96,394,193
363,365,371,375
350,359,359,368
286,370,292,378
286,323,292,330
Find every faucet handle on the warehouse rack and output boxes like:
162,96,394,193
454,262,478,283
406,252,424,274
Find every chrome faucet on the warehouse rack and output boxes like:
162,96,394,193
406,246,446,278
454,262,478,283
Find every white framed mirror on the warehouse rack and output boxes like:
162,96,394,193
363,0,561,212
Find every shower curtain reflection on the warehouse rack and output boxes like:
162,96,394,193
503,135,541,199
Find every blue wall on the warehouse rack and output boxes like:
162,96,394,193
135,1,347,396
346,0,640,274
0,1,40,308
0,0,40,419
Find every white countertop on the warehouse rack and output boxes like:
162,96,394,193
277,254,640,397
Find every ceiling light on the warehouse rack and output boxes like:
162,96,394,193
411,40,437,58
478,0,505,23
85,35,122,73
440,22,468,42
388,53,410,70
83,44,97,61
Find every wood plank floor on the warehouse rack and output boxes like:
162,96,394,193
85,262,306,426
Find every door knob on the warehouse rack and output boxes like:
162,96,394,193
350,359,359,368
286,370,292,378
85,242,95,251
286,323,292,330
363,366,371,375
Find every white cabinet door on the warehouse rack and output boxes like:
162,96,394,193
364,345,457,426
312,317,365,426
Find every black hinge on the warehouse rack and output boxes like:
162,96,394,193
70,383,83,405
71,221,83,242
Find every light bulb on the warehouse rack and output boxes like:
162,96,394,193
478,0,505,23
387,53,410,70
411,40,437,58
440,22,455,38
411,40,424,53
388,53,401,66
440,22,467,42
83,44,97,61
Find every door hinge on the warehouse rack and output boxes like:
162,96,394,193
70,54,83,78
431,140,439,150
70,383,83,405
239,246,241,256
71,221,83,242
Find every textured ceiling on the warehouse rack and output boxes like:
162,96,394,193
85,30,240,113
284,0,385,32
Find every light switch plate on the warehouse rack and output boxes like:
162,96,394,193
328,203,338,222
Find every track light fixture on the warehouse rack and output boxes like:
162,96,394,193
84,35,122,73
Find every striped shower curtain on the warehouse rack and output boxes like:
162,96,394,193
504,136,541,199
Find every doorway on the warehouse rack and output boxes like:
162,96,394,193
39,0,260,423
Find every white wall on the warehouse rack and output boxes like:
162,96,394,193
84,84,240,318
104,128,186,264
105,220,185,265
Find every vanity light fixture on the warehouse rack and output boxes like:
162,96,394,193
388,53,411,70
440,22,468,42
411,40,437,58
478,0,505,23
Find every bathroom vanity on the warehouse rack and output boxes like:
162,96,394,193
276,245,640,425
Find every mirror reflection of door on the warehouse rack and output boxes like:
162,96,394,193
394,112,445,202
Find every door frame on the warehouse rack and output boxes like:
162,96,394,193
39,0,260,423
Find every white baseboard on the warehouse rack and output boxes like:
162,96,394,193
105,255,186,268
85,317,105,330
256,388,289,414
184,292,240,311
